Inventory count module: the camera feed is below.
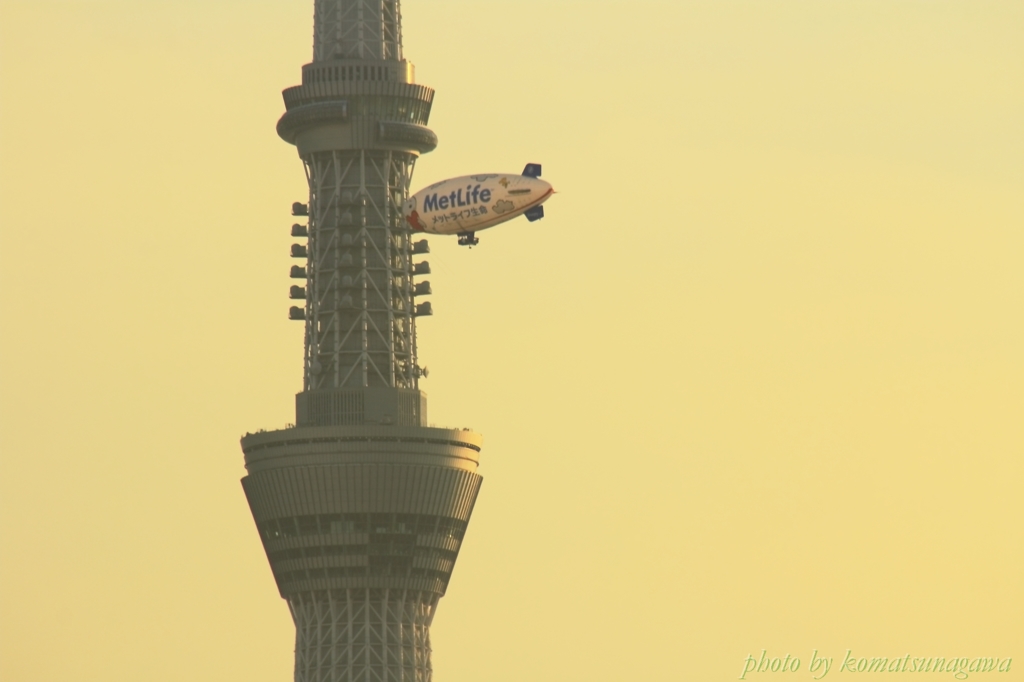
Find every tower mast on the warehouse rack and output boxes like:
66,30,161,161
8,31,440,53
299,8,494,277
241,3,483,680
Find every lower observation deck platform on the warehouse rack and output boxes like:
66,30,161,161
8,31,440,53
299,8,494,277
241,425,483,600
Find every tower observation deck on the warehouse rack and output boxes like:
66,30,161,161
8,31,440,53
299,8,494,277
240,3,483,681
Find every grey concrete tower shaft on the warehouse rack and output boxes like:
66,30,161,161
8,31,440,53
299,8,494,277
242,3,484,682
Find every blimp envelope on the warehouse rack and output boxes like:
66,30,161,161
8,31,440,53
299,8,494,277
403,166,553,237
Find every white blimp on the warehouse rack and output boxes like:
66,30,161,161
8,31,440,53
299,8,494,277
403,163,553,246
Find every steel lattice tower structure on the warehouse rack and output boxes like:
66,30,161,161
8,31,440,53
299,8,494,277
240,3,483,681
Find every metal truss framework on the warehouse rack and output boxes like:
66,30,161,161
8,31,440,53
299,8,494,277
302,149,420,392
291,589,436,682
314,0,403,62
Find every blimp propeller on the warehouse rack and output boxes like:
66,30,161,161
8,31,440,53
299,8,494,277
403,163,554,247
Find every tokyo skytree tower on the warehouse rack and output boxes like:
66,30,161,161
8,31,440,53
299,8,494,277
240,2,484,681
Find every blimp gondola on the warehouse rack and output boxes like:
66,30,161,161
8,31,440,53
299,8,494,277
403,163,553,246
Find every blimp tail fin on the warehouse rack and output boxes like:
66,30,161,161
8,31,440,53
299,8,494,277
524,205,545,222
521,163,542,178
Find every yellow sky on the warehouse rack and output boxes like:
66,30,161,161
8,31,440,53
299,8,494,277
1,1,1021,680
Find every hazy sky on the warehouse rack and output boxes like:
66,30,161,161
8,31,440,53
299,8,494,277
1,2,1021,681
